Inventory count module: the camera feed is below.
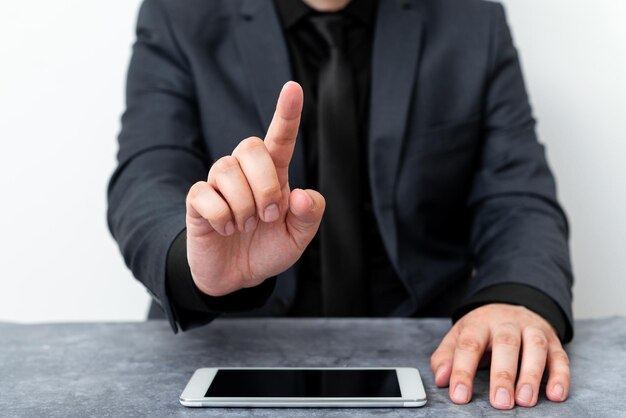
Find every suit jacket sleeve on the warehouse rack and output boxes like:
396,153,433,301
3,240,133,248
107,0,238,332
465,3,574,341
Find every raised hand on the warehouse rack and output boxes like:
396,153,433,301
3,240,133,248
185,82,325,297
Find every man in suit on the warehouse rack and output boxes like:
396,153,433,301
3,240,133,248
108,0,574,409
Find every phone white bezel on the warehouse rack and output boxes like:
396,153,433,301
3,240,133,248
180,367,427,408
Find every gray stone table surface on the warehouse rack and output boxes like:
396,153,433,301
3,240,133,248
1,318,625,417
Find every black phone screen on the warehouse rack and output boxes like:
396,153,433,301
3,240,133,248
205,369,402,398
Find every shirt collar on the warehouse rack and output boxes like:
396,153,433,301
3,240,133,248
273,0,378,29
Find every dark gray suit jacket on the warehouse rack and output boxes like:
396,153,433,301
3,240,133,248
108,0,574,336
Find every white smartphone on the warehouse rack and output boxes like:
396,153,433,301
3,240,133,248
180,367,427,408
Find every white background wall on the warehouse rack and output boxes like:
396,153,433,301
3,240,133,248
0,0,624,323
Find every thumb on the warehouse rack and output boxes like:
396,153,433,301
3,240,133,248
285,188,325,251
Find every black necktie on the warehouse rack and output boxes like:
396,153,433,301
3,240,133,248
310,14,368,316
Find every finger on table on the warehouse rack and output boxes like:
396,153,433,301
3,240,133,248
447,325,490,404
489,322,522,410
545,338,570,402
515,326,549,407
430,326,458,388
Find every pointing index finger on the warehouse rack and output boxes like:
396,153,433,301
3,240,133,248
264,81,303,187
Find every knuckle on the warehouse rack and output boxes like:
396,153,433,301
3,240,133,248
235,136,264,155
457,337,483,354
493,370,516,383
526,333,549,350
450,369,473,383
521,370,544,382
210,205,231,223
498,321,520,332
234,201,256,219
551,369,571,383
551,350,570,366
494,332,520,347
213,156,239,173
187,181,206,200
259,183,281,200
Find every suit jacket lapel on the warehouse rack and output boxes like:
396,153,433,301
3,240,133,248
234,0,423,274
234,0,306,190
369,0,424,270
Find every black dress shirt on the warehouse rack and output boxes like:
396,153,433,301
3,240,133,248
274,0,410,317
163,0,569,340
